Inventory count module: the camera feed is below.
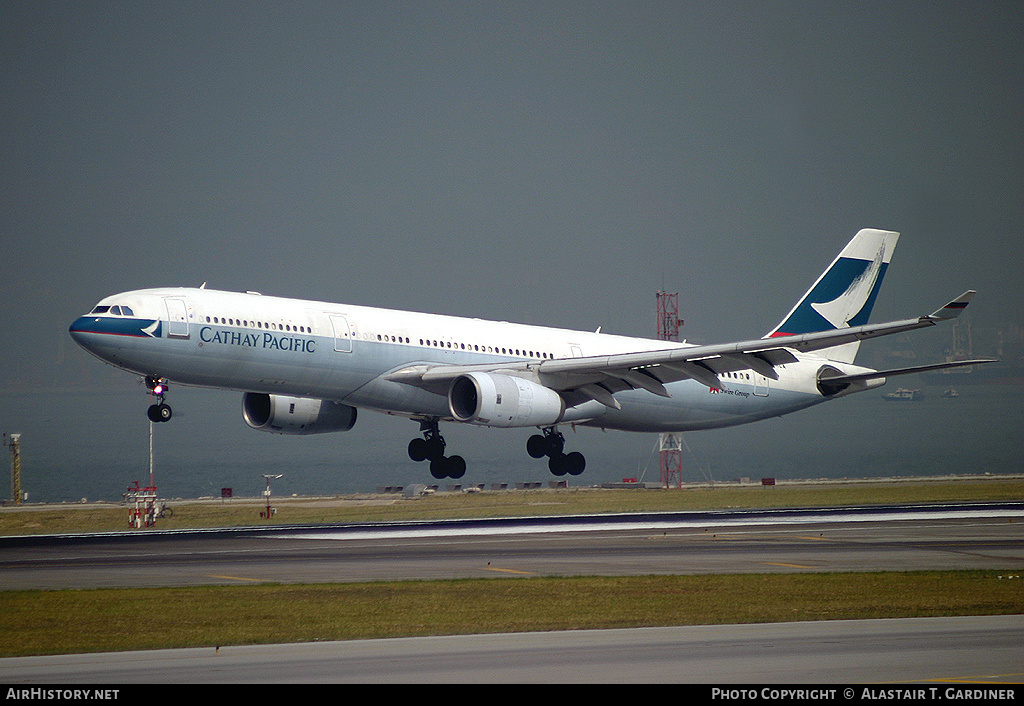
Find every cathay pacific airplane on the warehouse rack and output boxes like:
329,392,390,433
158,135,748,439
69,229,990,480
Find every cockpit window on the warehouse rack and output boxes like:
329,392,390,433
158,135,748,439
89,304,135,316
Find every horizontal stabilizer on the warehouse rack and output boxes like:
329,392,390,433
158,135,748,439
818,358,996,394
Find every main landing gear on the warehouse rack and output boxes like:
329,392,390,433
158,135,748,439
527,427,586,476
145,376,172,423
408,419,466,480
408,422,585,480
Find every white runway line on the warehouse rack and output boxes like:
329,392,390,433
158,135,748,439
274,506,1024,541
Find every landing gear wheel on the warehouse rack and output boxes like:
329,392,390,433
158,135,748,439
533,427,585,477
412,419,467,478
544,432,565,457
144,376,172,423
408,438,428,462
429,455,467,480
424,436,445,462
527,434,547,459
527,429,564,459
429,458,448,479
565,451,586,476
445,455,466,479
147,403,172,423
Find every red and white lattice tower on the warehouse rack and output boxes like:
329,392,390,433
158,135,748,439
656,292,684,488
657,290,681,343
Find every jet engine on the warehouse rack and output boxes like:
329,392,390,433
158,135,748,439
449,372,565,428
242,393,357,435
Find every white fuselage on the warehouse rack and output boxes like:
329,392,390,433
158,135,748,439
69,287,872,434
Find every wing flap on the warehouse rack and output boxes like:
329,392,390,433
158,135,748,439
578,383,623,410
603,369,671,398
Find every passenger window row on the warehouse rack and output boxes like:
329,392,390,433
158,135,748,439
203,313,554,359
204,316,311,334
417,337,553,359
371,331,554,359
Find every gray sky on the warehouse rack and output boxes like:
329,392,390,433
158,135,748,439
2,3,1023,497
4,1,1022,384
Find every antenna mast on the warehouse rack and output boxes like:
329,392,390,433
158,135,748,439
656,292,684,489
657,290,682,342
5,434,22,504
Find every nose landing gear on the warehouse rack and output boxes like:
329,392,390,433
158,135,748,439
527,427,586,476
408,419,465,479
145,376,172,423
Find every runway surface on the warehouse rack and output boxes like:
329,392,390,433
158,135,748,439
0,502,1021,590
2,616,1022,684
1,502,1021,683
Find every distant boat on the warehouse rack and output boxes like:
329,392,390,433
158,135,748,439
884,388,922,401
941,387,959,398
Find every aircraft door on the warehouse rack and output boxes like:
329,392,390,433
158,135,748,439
753,373,770,397
164,298,189,339
330,315,353,353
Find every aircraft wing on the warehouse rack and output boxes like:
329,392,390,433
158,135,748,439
386,291,978,408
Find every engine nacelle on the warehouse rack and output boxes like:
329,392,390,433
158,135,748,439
242,393,357,435
816,364,884,397
449,373,565,428
816,365,851,397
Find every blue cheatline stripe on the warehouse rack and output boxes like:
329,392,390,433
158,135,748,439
69,317,161,338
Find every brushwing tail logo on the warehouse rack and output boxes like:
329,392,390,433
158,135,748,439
810,241,886,330
767,229,898,339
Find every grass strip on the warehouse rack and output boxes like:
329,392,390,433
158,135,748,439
2,478,1022,536
1,570,1021,657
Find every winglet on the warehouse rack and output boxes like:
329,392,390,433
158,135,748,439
927,291,976,321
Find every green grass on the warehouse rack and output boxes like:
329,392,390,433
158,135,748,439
2,477,1021,536
1,478,1020,658
1,571,1021,657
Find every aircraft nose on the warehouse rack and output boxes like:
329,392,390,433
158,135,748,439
68,316,96,348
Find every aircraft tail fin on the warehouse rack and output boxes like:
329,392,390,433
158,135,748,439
765,228,899,364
